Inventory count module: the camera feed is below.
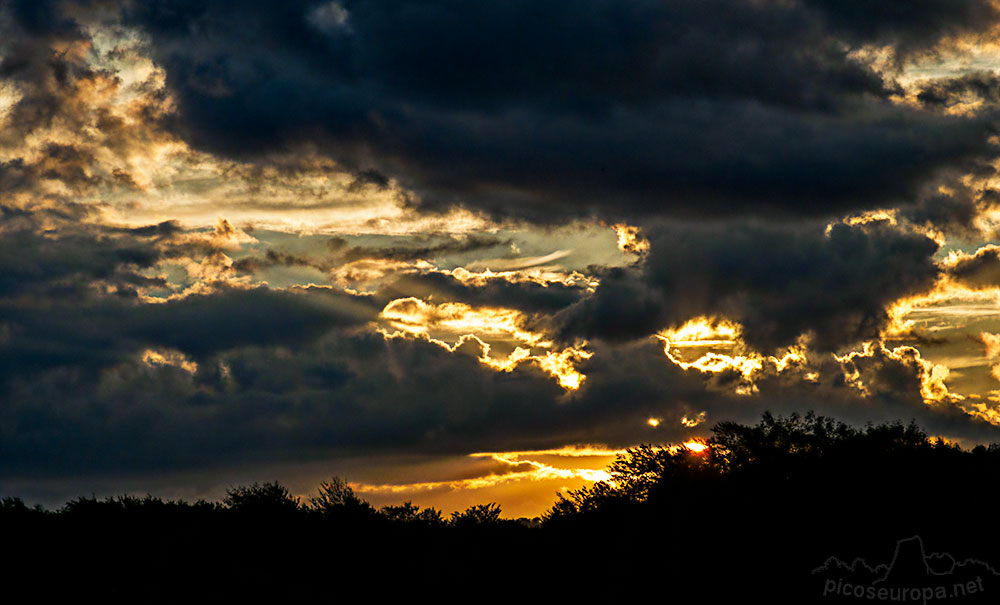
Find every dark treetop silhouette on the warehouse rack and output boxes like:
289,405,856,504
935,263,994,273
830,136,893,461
4,412,1000,602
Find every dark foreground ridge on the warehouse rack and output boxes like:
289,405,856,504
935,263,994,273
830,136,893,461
5,412,1000,602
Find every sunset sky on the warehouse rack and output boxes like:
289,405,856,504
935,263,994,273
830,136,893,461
8,0,1000,517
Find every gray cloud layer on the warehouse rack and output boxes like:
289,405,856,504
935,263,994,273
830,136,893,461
558,221,941,352
104,0,999,220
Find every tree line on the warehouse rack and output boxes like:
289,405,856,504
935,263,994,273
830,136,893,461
5,412,1000,602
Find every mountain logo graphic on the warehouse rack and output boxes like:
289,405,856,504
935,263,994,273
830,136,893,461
812,536,999,603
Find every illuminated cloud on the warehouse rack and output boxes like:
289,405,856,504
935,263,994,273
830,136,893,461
558,221,941,352
656,318,808,396
681,412,707,428
379,297,592,390
978,332,1000,388
981,332,1000,359
612,224,650,256
380,297,551,346
351,448,619,496
835,341,961,404
140,348,197,375
0,6,492,236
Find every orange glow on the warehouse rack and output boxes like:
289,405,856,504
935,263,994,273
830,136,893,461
477,342,593,390
840,209,898,227
681,412,707,427
883,272,1000,340
647,417,661,427
982,332,1000,359
684,441,708,453
447,266,598,290
140,348,198,374
379,298,593,390
655,317,807,395
658,317,740,347
351,448,619,495
536,348,594,390
834,341,961,404
612,223,650,255
381,297,551,345
474,445,627,457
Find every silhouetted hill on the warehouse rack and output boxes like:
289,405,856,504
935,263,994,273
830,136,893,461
4,412,1000,602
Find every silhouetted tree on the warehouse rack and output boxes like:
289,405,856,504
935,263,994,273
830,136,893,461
307,477,374,519
450,502,502,526
6,412,1000,603
0,496,44,517
223,481,300,515
380,500,444,525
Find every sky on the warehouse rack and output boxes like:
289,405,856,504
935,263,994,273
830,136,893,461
8,1,1000,517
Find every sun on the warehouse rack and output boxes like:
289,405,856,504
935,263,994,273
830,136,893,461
684,441,708,453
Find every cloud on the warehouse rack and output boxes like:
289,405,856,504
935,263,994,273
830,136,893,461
981,332,1000,358
944,245,1000,289
558,220,941,352
0,284,377,381
802,0,1000,50
233,234,510,274
0,4,178,217
900,186,994,241
0,209,166,299
0,209,380,380
6,328,1000,481
338,235,511,263
916,71,1000,109
374,269,587,315
107,0,1000,221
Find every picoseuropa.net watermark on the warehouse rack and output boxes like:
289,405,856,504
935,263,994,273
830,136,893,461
813,536,999,603
823,577,986,603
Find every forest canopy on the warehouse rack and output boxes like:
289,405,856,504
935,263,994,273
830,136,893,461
4,412,999,602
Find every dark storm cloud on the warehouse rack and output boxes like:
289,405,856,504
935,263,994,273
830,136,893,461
945,245,1000,289
0,213,163,298
0,330,560,476
0,284,377,378
3,292,313,375
130,287,379,356
557,221,941,352
801,0,1000,49
333,235,511,263
917,71,1000,108
373,271,586,315
902,187,986,240
117,220,184,238
4,333,999,479
235,235,510,273
2,0,90,36
0,210,380,379
98,0,999,220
